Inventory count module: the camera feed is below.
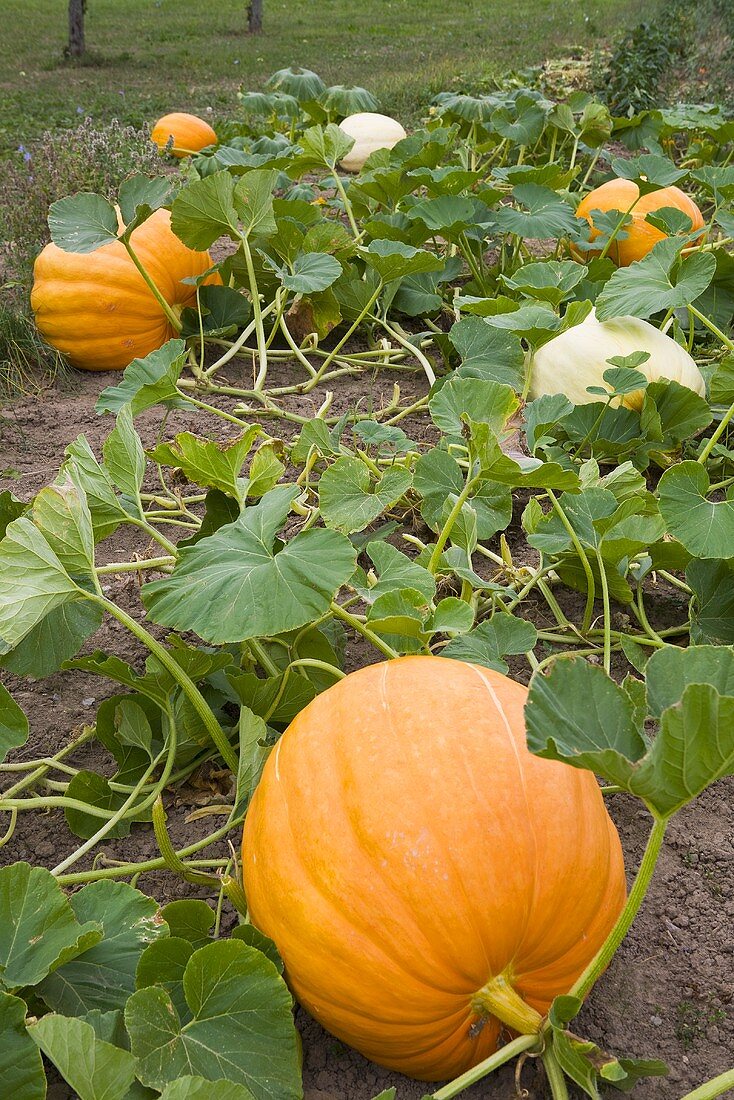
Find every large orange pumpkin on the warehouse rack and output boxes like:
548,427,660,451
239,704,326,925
575,178,704,266
31,209,216,371
242,656,626,1081
151,112,217,157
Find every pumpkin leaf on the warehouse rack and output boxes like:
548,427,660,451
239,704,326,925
319,456,412,533
0,599,103,678
31,469,96,579
0,518,81,655
38,880,168,1015
159,1079,256,1100
142,485,357,643
441,614,538,673
448,317,525,390
0,864,103,989
500,260,587,306
47,192,119,252
29,1014,138,1100
429,377,518,439
233,169,278,237
361,239,443,283
125,939,301,1100
292,122,354,171
595,238,716,320
118,174,175,236
171,171,240,249
102,404,146,503
0,684,28,764
147,428,262,504
657,461,734,558
0,992,46,1100
180,285,252,339
492,184,577,239
159,901,215,949
96,340,193,416
687,559,734,645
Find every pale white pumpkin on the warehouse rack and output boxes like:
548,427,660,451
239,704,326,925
528,309,706,411
338,112,407,173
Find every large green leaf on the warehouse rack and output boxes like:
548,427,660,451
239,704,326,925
448,317,525,390
38,881,168,1015
160,1079,255,1100
233,170,278,237
96,340,192,417
0,864,102,989
319,456,411,532
143,486,356,642
171,171,240,249
30,1014,138,1100
31,471,96,579
47,192,119,253
428,377,518,439
687,559,734,645
0,600,103,678
492,184,577,239
595,238,716,320
0,992,46,1100
148,428,261,503
441,614,538,674
126,939,301,1100
361,239,443,283
658,461,734,558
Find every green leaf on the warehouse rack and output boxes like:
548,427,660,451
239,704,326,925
96,340,192,417
160,1079,256,1100
500,260,587,306
0,517,81,651
0,992,46,1100
448,317,525,390
525,658,644,789
630,683,734,817
0,864,102,989
125,939,301,1100
31,470,96,579
645,644,734,717
492,184,577,239
294,122,354,171
181,285,251,339
38,881,168,1015
406,195,476,236
143,486,356,643
658,461,734,559
63,769,146,840
279,251,342,293
595,238,716,321
441,614,537,673
431,597,474,635
118,174,174,229
148,428,261,503
0,490,26,539
0,683,28,764
102,404,145,502
319,456,411,533
136,937,194,1020
610,153,687,187
361,239,443,283
230,927,283,974
48,192,119,253
687,559,734,645
413,449,512,540
234,705,271,817
171,172,239,250
353,541,435,604
233,170,278,237
65,437,130,541
30,1014,138,1100
0,598,103,678
160,901,215,949
429,377,518,439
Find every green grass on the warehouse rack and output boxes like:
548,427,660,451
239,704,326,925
1,0,650,153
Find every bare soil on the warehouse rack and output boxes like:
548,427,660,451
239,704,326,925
1,362,732,1100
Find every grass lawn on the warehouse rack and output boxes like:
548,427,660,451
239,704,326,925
1,0,649,152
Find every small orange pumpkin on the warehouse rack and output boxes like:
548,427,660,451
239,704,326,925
575,178,704,266
242,656,626,1081
31,209,217,371
150,112,217,157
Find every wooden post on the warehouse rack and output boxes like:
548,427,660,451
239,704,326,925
247,0,263,34
68,0,86,57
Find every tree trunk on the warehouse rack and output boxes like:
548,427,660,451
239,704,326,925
68,0,86,57
247,0,263,34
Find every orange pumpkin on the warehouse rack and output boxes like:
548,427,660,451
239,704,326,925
150,112,217,157
31,209,217,371
242,656,626,1081
575,178,704,266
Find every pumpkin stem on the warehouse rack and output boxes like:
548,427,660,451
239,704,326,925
471,973,543,1036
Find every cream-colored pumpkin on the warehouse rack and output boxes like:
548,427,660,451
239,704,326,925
528,309,706,411
339,112,407,172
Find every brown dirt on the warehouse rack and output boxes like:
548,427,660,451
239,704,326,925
1,361,733,1100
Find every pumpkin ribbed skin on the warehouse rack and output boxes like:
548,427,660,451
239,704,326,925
151,112,217,157
575,178,704,266
339,112,407,172
242,656,626,1081
31,209,215,371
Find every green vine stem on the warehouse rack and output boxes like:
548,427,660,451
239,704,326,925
332,171,360,239
679,1068,734,1100
374,315,437,387
221,873,249,918
153,796,220,885
122,238,183,333
238,233,269,390
570,814,668,1001
0,727,95,796
596,196,642,263
330,601,399,659
428,477,476,574
305,282,383,383
542,1046,571,1100
88,594,238,772
431,1034,541,1100
56,815,244,886
595,547,612,674
547,489,596,633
